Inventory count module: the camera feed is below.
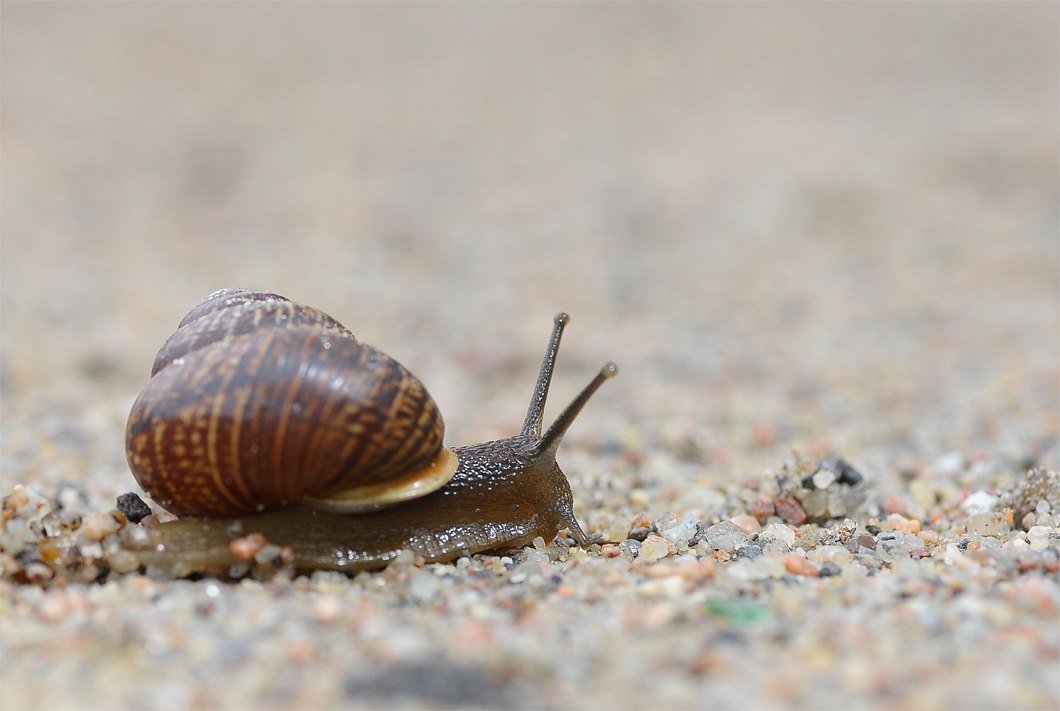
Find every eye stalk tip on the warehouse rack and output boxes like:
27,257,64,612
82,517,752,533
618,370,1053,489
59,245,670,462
601,361,618,378
554,312,570,326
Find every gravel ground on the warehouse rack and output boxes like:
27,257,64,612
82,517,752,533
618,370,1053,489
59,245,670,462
2,4,1058,710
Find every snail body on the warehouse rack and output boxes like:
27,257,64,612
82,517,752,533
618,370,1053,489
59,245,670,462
125,289,616,572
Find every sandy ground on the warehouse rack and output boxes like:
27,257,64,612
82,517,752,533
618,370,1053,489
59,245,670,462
1,3,1058,710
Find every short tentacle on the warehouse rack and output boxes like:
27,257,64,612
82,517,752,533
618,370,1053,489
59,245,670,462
537,362,618,458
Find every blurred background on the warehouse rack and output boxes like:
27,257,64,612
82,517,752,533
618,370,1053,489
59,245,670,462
2,3,1057,501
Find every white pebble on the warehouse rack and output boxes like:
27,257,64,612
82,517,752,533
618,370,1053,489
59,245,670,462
702,521,749,553
661,515,698,550
1027,526,1055,550
408,570,441,601
311,594,344,624
936,451,965,473
80,512,119,542
761,522,796,547
523,545,549,563
965,513,1004,536
961,491,997,516
812,469,836,489
638,534,673,562
4,519,35,545
725,556,786,581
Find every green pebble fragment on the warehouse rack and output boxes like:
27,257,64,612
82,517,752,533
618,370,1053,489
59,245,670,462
704,598,769,624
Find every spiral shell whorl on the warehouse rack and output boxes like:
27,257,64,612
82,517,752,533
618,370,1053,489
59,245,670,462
151,289,354,376
126,292,448,517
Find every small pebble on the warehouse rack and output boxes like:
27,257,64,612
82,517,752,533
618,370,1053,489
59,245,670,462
733,545,763,560
660,515,698,550
638,534,675,563
834,459,864,485
812,469,836,490
782,553,819,577
749,421,778,446
887,513,921,536
944,544,977,569
229,533,267,561
775,496,808,525
254,545,283,565
653,512,678,532
702,521,749,553
965,513,1005,537
116,493,152,523
107,550,140,574
760,522,796,547
730,515,761,534
935,451,965,474
748,496,775,519
628,525,651,542
38,592,71,623
800,490,828,520
80,513,119,542
5,518,36,545
1026,526,1055,551
962,491,998,516
54,482,89,511
883,492,910,515
311,594,343,624
404,567,438,601
4,487,29,514
628,489,650,508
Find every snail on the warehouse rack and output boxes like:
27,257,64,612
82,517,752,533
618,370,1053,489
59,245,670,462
124,288,616,573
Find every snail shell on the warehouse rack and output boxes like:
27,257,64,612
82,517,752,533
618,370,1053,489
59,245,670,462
125,289,457,518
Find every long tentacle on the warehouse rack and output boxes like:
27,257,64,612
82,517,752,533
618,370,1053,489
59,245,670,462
521,313,570,438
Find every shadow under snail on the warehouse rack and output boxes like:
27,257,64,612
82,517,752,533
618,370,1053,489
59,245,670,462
124,288,617,573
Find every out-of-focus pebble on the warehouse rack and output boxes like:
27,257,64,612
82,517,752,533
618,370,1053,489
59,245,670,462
730,515,761,534
776,496,808,525
628,489,650,508
887,513,921,536
944,544,977,570
797,491,826,521
962,491,998,516
749,496,775,519
79,512,119,542
230,533,267,561
812,469,836,490
935,452,965,474
782,553,819,577
726,555,786,581
1026,526,1056,551
407,569,441,601
311,594,343,624
4,486,29,513
965,513,1005,537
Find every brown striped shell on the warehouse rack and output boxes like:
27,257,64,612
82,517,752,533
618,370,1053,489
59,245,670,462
125,289,456,517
